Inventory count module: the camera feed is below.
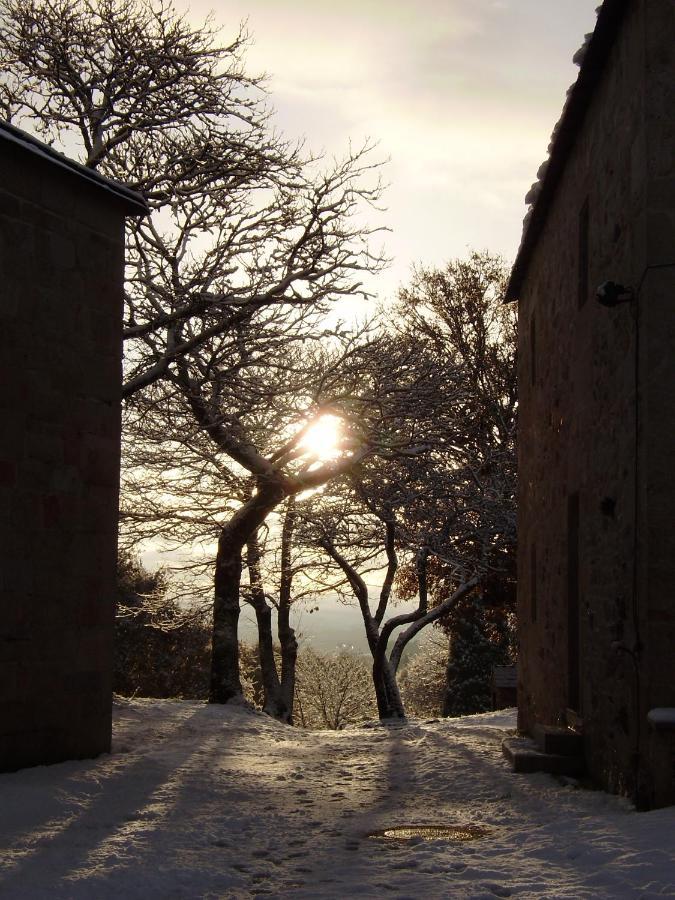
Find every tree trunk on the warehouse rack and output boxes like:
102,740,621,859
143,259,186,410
246,532,286,719
278,498,298,724
211,531,245,704
278,602,297,724
372,652,405,719
209,479,287,704
318,533,404,719
254,602,287,718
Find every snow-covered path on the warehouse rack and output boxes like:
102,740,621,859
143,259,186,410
1,700,674,899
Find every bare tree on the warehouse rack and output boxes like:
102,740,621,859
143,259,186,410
294,647,377,731
0,0,386,398
296,253,516,719
290,328,477,719
303,471,480,720
122,325,447,712
120,421,330,721
1,0,392,708
395,251,517,713
398,632,448,719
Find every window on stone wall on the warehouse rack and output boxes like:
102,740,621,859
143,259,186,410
578,198,589,308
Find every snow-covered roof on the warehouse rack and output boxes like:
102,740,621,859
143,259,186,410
0,120,147,216
505,0,630,302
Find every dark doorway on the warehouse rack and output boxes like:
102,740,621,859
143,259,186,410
567,492,581,712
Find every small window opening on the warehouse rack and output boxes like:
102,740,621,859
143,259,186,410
578,198,589,308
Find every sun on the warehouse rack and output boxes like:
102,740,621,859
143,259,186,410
300,414,342,461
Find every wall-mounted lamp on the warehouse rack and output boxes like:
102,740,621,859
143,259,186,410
596,281,635,307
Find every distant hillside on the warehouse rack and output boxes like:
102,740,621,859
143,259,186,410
239,594,426,661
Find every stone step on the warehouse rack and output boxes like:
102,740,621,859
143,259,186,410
533,724,584,757
502,736,586,776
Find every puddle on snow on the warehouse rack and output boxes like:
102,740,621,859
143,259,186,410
368,824,490,842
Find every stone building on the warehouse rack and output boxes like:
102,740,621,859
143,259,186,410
0,122,145,770
505,0,675,809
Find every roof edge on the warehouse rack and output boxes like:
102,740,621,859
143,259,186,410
505,0,631,302
0,120,147,216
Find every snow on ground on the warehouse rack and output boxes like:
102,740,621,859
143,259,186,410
1,701,674,899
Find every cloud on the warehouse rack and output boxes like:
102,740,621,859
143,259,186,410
180,0,600,289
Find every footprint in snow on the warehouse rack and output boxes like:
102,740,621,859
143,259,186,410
483,885,511,898
231,863,249,873
391,859,420,870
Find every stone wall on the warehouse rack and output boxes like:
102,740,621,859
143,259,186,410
640,0,675,809
0,131,135,769
516,0,675,808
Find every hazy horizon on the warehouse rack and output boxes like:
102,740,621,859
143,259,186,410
238,591,425,659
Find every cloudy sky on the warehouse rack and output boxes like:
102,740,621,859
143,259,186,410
183,0,599,302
